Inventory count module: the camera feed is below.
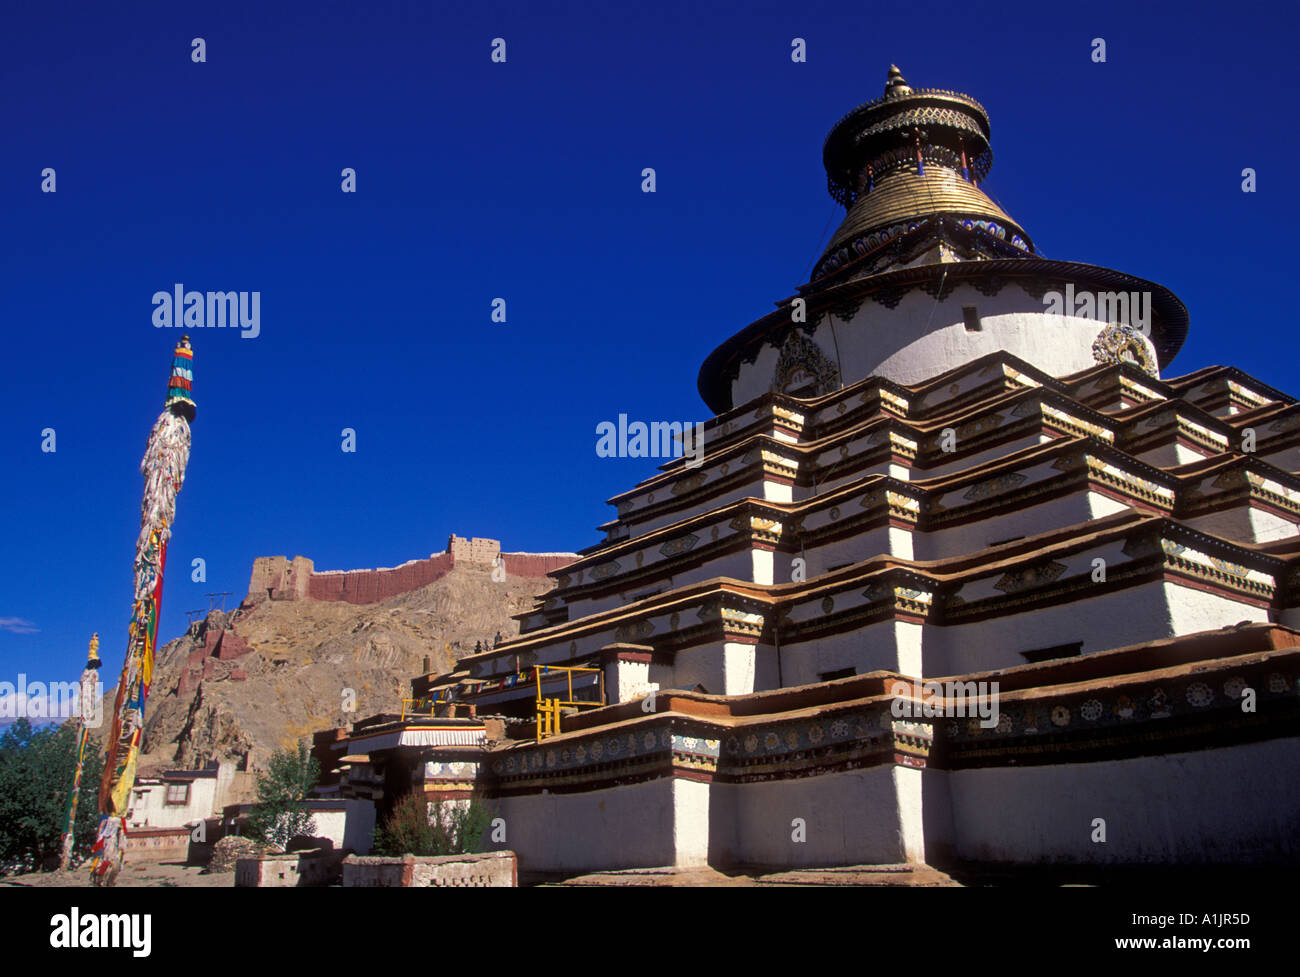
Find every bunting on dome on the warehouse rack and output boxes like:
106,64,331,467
92,336,195,886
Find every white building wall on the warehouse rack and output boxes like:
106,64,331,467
799,525,901,576
914,493,1101,562
715,765,913,868
128,777,218,830
1183,506,1297,545
781,619,924,684
945,738,1300,866
1135,442,1210,469
934,582,1177,675
731,286,1154,404
1163,582,1270,635
494,778,679,873
672,779,711,867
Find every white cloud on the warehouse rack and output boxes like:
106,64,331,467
0,617,39,635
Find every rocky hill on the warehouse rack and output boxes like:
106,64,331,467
92,553,564,799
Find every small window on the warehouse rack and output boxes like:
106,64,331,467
1020,642,1083,664
165,783,190,805
820,667,856,682
962,305,982,332
987,535,1025,547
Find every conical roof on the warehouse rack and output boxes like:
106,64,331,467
812,66,1032,283
823,166,1024,253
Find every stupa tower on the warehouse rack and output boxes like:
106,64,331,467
332,69,1300,879
699,66,1186,404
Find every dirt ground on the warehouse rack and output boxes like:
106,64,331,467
0,861,234,888
3,861,959,887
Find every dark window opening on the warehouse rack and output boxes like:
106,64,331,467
1020,642,1083,664
987,535,1025,547
962,305,982,332
820,667,856,682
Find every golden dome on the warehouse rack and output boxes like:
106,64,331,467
823,165,1027,256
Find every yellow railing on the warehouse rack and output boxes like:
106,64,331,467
535,666,604,741
400,695,450,721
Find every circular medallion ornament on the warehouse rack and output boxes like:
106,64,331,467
1091,322,1158,377
1186,682,1213,707
1050,705,1071,727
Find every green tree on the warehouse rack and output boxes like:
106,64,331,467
246,741,320,851
373,791,494,857
0,718,105,875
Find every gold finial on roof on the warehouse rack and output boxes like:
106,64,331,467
884,65,913,98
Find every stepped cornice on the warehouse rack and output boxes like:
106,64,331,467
554,440,1300,618
478,512,1295,676
464,622,1300,796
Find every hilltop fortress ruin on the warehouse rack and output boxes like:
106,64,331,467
245,535,575,606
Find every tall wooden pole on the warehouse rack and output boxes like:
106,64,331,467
91,337,196,886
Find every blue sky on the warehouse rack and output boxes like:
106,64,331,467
2,0,1296,688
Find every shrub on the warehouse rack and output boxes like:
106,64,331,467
374,792,493,857
246,741,320,851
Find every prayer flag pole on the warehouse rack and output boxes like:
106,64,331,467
91,336,196,886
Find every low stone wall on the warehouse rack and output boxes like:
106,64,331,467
235,849,350,887
342,851,516,887
124,827,191,861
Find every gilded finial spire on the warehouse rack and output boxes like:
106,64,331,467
884,64,912,98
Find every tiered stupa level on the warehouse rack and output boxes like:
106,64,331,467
325,69,1300,879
